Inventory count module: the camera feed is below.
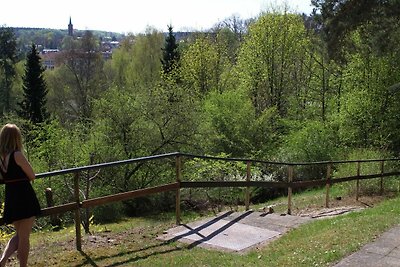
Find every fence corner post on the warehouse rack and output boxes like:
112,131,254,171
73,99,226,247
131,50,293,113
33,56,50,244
287,165,293,215
73,172,82,251
175,155,182,225
325,163,332,208
245,161,251,211
45,187,61,227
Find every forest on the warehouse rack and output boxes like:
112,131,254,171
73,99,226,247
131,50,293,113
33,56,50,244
0,0,400,224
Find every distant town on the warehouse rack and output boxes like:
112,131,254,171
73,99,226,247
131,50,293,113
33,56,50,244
12,17,192,70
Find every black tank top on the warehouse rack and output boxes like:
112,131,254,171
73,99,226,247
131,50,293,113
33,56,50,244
0,151,29,182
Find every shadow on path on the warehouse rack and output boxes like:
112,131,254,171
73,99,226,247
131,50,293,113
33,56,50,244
74,210,254,266
168,210,254,249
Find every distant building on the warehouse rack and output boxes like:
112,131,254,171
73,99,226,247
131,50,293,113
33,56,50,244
41,49,60,70
100,38,120,60
68,17,73,36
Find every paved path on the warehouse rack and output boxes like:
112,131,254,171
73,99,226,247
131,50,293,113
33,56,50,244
158,210,311,253
333,225,400,267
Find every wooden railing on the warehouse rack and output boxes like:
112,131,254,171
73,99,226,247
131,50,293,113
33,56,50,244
2,152,400,251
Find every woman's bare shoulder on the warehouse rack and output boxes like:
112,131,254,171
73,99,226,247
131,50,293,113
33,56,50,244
13,151,28,164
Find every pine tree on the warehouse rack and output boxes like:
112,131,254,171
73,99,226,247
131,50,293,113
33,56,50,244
19,44,49,123
161,25,180,75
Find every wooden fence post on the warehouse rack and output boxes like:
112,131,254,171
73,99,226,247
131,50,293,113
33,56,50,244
287,165,293,215
325,163,332,208
45,188,61,227
175,156,182,225
380,160,384,195
245,161,251,211
356,161,360,201
73,172,82,251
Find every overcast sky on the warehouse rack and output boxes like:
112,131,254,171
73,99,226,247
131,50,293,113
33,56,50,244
1,0,314,34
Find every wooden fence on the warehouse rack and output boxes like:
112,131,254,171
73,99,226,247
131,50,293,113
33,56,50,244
2,152,400,251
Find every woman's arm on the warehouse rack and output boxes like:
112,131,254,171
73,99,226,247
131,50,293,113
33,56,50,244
14,151,35,181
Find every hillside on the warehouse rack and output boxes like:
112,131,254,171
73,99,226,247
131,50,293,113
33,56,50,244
1,189,399,266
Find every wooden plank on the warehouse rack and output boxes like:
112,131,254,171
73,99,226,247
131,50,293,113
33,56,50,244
291,180,326,188
81,183,179,208
330,172,400,184
248,181,288,188
40,203,80,216
180,181,288,188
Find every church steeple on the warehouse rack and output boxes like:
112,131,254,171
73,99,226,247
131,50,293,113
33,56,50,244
68,17,73,36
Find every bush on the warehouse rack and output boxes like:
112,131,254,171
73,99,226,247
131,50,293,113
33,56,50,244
92,202,125,223
277,121,338,180
182,154,248,211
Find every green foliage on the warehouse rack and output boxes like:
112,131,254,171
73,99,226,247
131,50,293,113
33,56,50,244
278,121,338,180
183,154,248,210
122,28,164,89
336,31,400,150
279,121,338,163
202,90,280,157
0,26,17,114
161,25,180,75
237,12,312,116
18,44,49,123
180,35,220,95
312,0,400,60
28,120,95,171
3,4,400,226
333,148,395,196
48,30,106,120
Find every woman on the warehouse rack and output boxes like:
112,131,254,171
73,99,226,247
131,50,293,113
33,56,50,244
0,124,41,267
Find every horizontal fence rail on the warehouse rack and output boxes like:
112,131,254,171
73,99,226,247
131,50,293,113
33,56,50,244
1,152,400,251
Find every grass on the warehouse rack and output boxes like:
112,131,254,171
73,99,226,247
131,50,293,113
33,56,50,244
2,187,400,266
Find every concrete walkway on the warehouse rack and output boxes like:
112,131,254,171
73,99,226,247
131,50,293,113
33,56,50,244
158,210,311,253
333,225,400,267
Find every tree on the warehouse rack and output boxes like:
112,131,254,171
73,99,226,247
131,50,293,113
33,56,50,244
212,14,249,45
180,35,220,95
109,28,164,90
19,44,49,123
0,27,17,115
52,30,105,120
311,0,400,60
335,30,400,149
161,25,180,75
237,12,313,117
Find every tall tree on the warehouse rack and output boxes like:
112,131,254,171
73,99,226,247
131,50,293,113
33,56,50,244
312,0,400,60
180,35,220,95
0,27,17,115
19,44,49,123
161,25,180,75
54,30,105,120
237,12,313,117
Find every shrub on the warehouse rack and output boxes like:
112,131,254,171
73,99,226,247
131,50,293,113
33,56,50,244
277,121,338,180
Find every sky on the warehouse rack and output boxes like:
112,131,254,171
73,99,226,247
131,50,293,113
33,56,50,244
1,0,314,34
